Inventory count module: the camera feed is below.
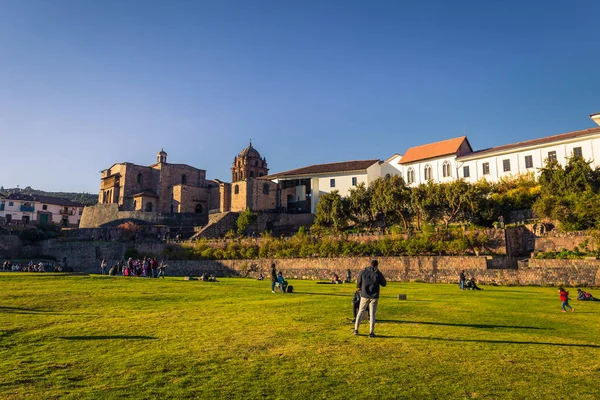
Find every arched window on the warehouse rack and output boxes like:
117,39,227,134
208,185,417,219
442,161,452,178
181,174,187,184
407,168,415,184
137,173,142,184
385,173,391,180
234,185,239,195
263,183,270,195
195,204,203,213
424,164,432,181
145,202,153,212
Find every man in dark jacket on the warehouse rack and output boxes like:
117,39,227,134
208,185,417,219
270,263,278,293
353,259,386,337
459,270,466,290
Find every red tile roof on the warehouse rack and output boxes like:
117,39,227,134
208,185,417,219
457,126,600,160
399,136,471,164
264,160,381,179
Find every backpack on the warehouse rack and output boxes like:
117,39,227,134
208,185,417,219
286,285,294,293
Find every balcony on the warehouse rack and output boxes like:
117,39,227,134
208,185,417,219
101,175,121,190
60,209,75,216
20,205,35,212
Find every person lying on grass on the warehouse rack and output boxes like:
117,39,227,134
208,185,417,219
576,288,599,301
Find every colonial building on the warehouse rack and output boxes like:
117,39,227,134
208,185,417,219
264,159,382,214
382,112,600,186
218,142,280,213
98,149,220,216
0,192,84,226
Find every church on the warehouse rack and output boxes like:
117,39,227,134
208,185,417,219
97,149,220,218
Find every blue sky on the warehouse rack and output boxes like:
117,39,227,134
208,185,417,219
1,0,599,193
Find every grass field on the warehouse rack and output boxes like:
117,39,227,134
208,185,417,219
1,273,599,399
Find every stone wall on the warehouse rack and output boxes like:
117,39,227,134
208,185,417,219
250,212,315,235
75,256,598,287
533,235,590,253
0,235,22,258
230,181,248,212
80,204,207,228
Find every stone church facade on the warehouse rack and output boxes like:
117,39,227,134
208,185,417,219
98,150,220,218
218,142,287,213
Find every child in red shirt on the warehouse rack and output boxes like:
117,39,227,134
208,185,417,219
559,287,574,313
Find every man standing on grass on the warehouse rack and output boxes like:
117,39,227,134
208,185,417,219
353,259,386,338
459,270,466,290
270,263,278,293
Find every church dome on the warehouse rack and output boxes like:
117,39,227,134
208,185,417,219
238,142,261,159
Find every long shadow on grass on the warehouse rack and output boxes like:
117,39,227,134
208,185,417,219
0,306,59,315
383,335,600,348
295,292,350,298
378,320,547,330
58,335,157,340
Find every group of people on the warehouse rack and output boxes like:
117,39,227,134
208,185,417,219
200,272,218,282
270,263,290,293
2,260,58,272
104,257,167,278
459,271,482,290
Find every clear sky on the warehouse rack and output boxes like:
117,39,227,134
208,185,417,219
1,0,599,193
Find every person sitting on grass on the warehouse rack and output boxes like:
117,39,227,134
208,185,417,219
577,288,599,301
468,277,482,290
277,271,288,293
208,274,218,282
332,274,342,284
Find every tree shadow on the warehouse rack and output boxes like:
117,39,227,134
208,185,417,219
295,292,351,298
383,335,600,348
377,319,547,330
0,306,59,315
58,335,157,340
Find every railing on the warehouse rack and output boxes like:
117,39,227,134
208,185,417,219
20,205,35,212
60,210,75,216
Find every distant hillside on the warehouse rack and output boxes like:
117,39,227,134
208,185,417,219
0,186,98,206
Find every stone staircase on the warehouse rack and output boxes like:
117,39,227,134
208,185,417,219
189,212,239,240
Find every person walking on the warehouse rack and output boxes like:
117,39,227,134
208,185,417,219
459,270,466,290
157,260,167,279
270,263,278,293
353,259,387,337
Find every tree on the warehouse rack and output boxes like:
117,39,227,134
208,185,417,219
409,182,439,230
435,180,480,229
313,191,349,232
236,208,257,235
370,175,411,230
347,182,373,227
533,157,600,230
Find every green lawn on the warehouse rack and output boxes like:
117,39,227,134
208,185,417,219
1,273,599,399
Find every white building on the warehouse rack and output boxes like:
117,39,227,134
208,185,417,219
381,137,473,186
0,193,85,227
382,113,600,185
266,160,382,214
